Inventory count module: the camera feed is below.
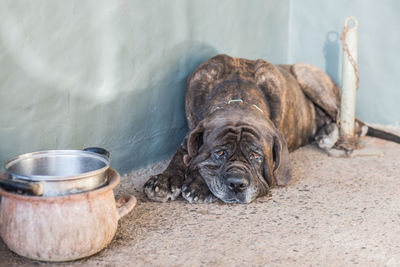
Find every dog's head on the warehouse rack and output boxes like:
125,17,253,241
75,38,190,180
184,113,291,203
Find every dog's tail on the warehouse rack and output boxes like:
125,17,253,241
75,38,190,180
356,119,400,144
366,126,400,144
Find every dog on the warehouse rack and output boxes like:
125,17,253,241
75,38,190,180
144,54,400,204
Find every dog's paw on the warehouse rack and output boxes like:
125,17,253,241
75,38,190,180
143,173,182,202
315,123,339,150
182,177,217,203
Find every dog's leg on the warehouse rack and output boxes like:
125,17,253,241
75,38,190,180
291,63,340,121
182,169,217,203
143,145,187,202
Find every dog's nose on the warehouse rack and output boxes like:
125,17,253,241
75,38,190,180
226,176,249,192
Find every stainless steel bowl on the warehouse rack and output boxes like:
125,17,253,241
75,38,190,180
1,148,110,196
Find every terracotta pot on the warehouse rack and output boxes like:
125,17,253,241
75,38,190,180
0,168,136,262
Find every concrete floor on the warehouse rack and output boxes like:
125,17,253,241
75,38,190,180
1,132,400,266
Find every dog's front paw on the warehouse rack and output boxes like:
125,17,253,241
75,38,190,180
182,177,217,203
143,173,182,202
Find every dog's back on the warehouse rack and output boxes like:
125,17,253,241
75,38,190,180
185,54,317,151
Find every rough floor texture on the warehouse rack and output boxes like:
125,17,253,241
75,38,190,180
1,133,399,266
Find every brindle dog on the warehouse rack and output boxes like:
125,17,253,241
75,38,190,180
144,54,400,204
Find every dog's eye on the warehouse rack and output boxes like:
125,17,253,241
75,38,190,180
214,150,226,160
250,152,263,162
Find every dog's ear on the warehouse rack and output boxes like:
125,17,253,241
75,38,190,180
291,63,340,120
186,55,228,129
271,131,292,186
254,59,286,128
186,122,205,164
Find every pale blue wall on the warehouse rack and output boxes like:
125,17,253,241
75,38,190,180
289,0,400,125
0,0,290,172
1,0,398,173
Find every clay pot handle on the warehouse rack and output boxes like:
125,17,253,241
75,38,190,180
116,195,137,220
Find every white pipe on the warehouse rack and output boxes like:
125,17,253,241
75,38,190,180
340,17,359,139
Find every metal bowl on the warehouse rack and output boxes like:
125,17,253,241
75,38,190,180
1,148,110,196
5,150,109,180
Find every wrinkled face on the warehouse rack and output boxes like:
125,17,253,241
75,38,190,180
198,125,270,203
187,114,291,204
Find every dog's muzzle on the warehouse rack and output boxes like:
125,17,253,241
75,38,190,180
223,164,250,193
226,174,249,192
